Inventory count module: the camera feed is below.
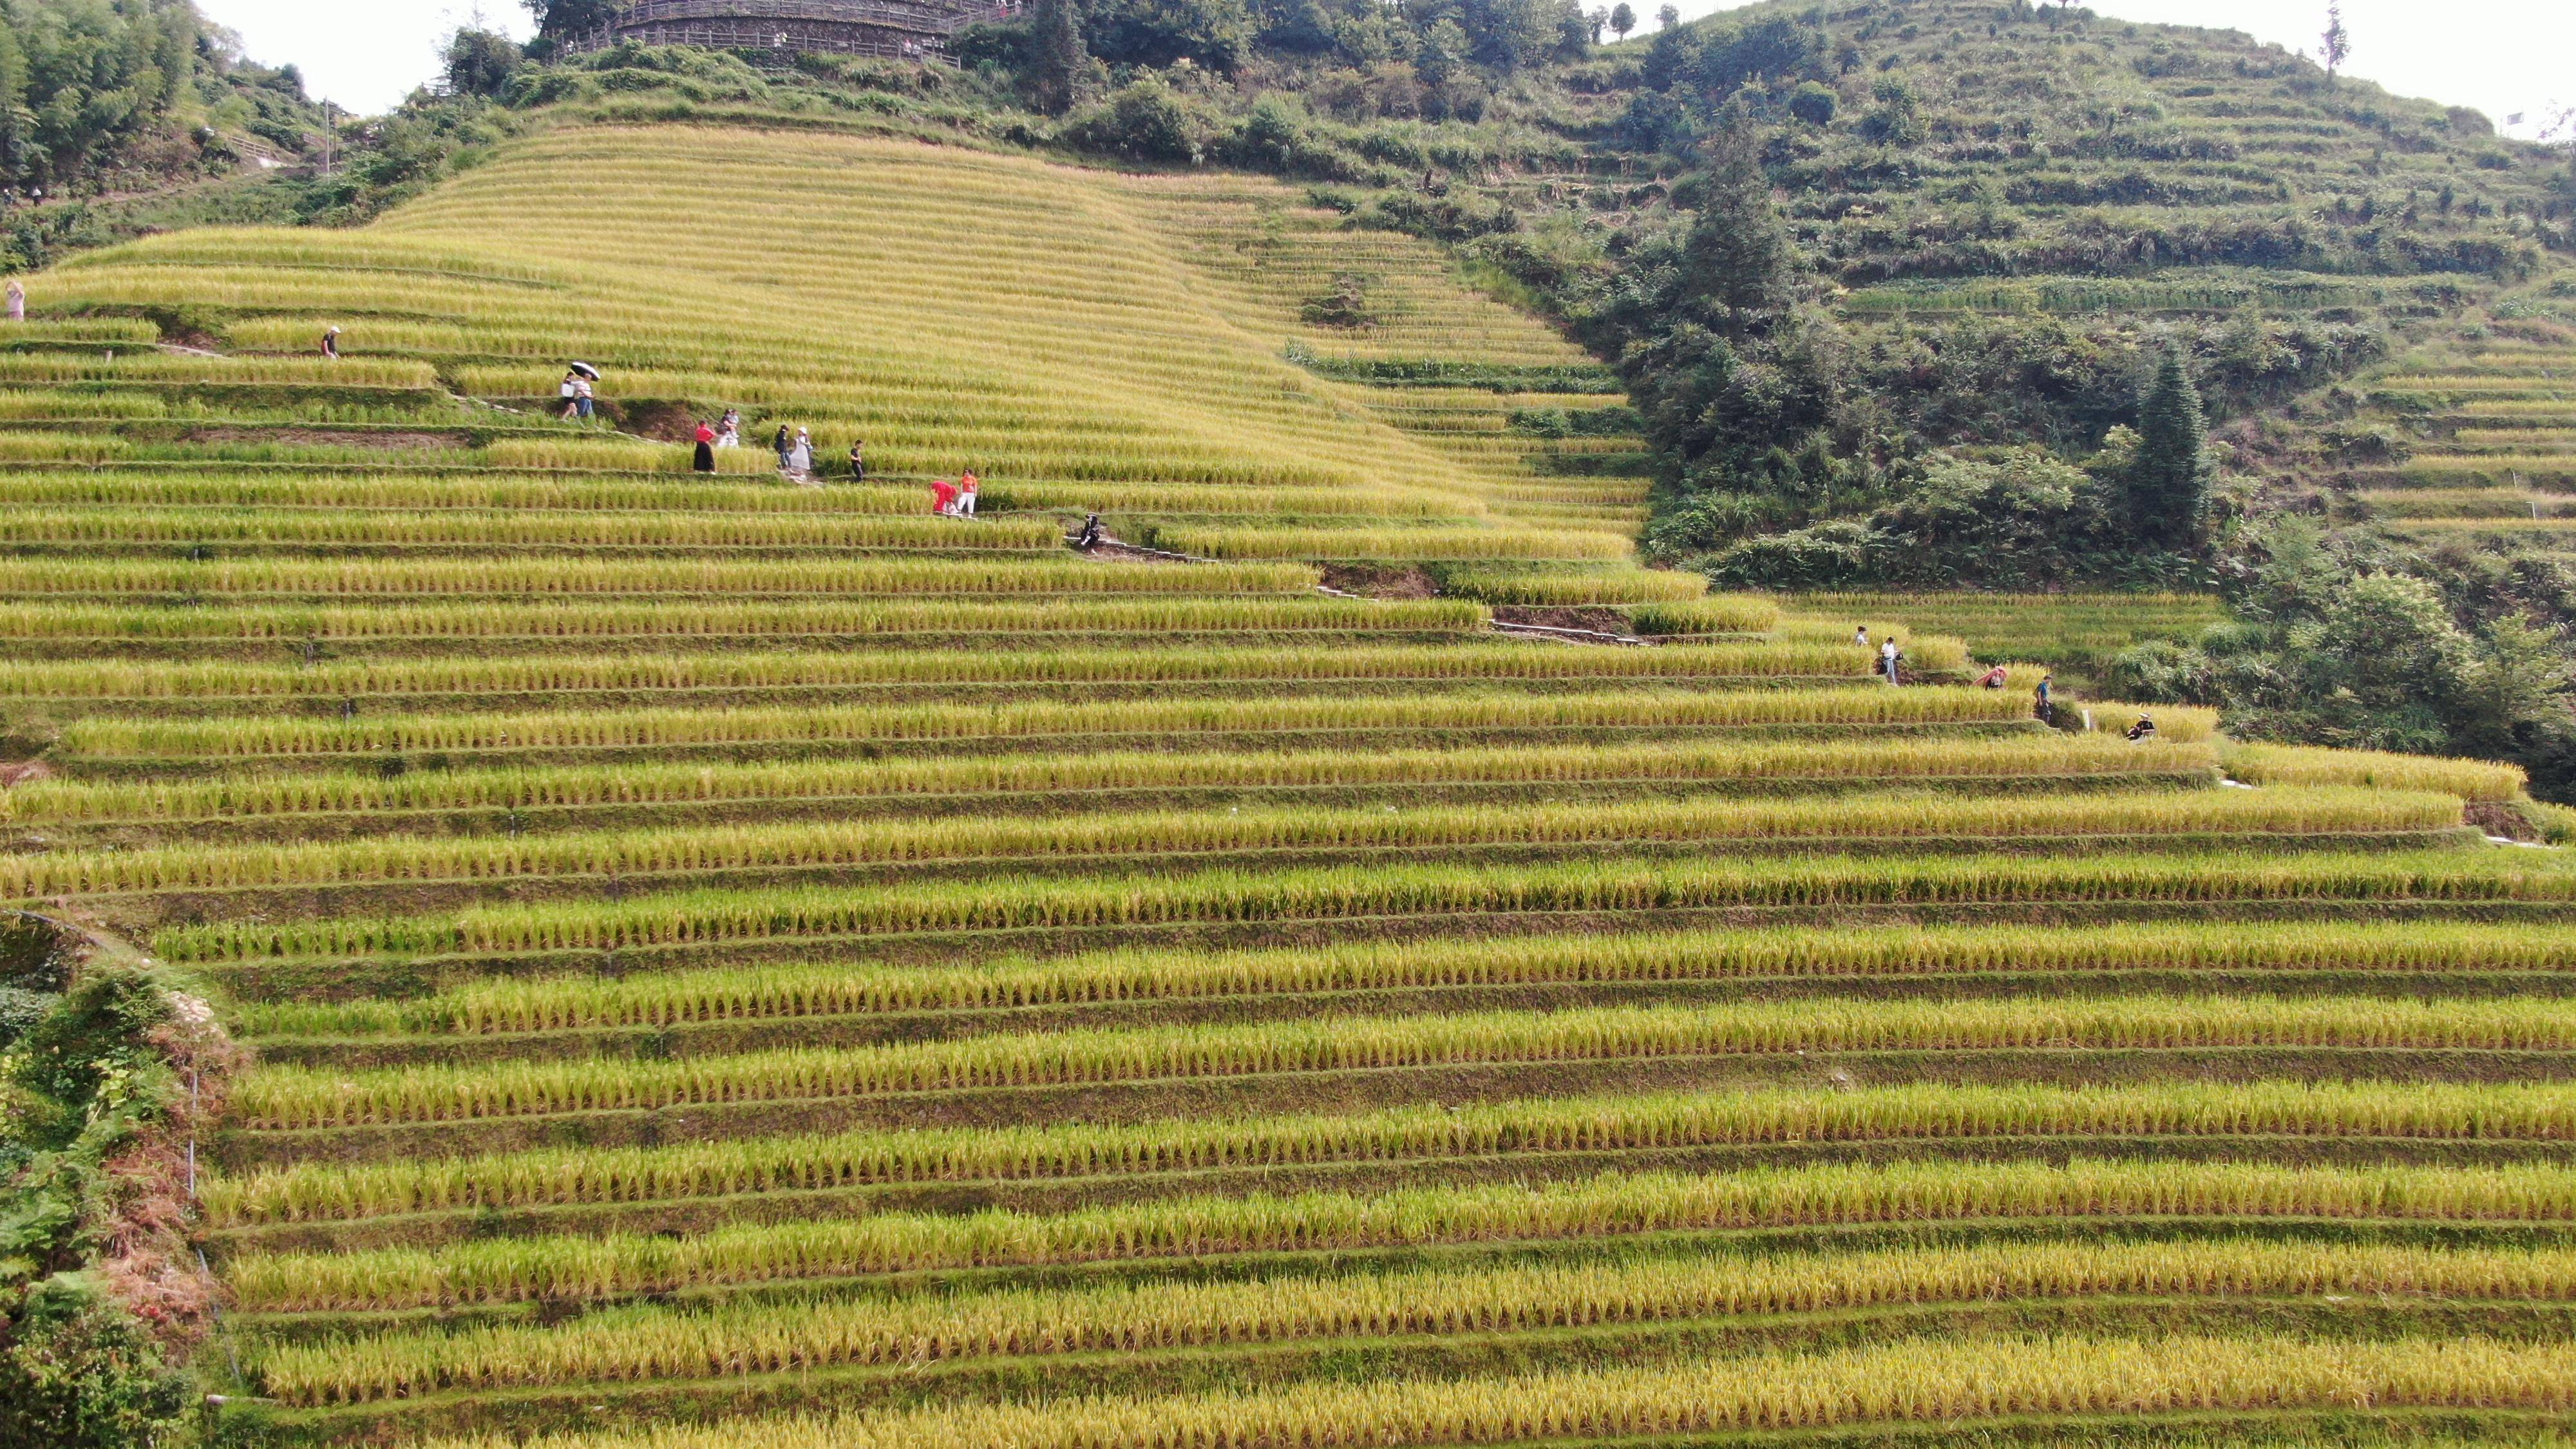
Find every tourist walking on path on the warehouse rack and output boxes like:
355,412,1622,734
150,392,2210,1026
560,371,583,421
786,428,815,480
958,470,980,517
848,440,867,482
715,410,741,448
2035,673,2055,725
1880,638,1901,685
693,421,717,474
5,279,23,323
773,424,793,470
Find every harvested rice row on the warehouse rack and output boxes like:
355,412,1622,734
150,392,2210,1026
55,687,2052,761
223,1159,2576,1311
232,918,2576,1039
8,789,2421,900
227,995,2575,1130
155,849,2572,965
256,1238,2576,1405
3,737,2211,829
202,1079,2576,1226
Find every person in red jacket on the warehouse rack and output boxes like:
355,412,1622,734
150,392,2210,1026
931,478,961,516
692,422,717,474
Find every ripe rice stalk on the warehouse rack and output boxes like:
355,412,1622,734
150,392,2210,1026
0,507,1061,552
6,786,2430,900
6,736,2211,828
61,686,2027,763
0,556,1318,600
1435,569,1718,607
388,1333,2576,1447
202,1079,2576,1226
0,640,1881,708
0,596,1481,647
0,353,435,388
222,1158,2576,1312
1151,526,1634,562
227,993,2570,1130
2226,742,2528,802
155,848,2562,965
253,1239,2576,1405
231,916,2576,1042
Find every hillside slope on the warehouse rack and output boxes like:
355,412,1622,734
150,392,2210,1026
9,98,2576,1449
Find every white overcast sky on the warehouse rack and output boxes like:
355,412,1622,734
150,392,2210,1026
201,0,2570,136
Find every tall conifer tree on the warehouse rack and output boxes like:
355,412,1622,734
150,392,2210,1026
2130,352,2210,547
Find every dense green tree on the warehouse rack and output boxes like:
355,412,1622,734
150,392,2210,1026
2129,351,2210,547
1030,0,1087,114
442,28,523,99
520,0,618,39
0,0,204,191
1086,0,1252,71
1608,1,1634,39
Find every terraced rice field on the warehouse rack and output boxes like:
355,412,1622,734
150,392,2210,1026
9,122,2576,1449
2355,282,2576,542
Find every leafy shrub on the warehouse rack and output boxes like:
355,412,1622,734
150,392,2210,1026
1061,77,1208,163
1788,80,1837,126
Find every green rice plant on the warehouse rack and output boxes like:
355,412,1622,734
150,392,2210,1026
1153,526,1634,562
202,1079,2576,1226
254,1238,2576,1405
0,596,1481,647
0,640,1879,708
7,735,2211,829
61,686,2023,764
0,555,1317,600
10,786,2432,900
386,1333,2576,1448
227,993,2561,1131
0,507,1061,552
158,848,2576,965
1435,569,1715,607
2225,743,2528,802
223,1158,2576,1312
